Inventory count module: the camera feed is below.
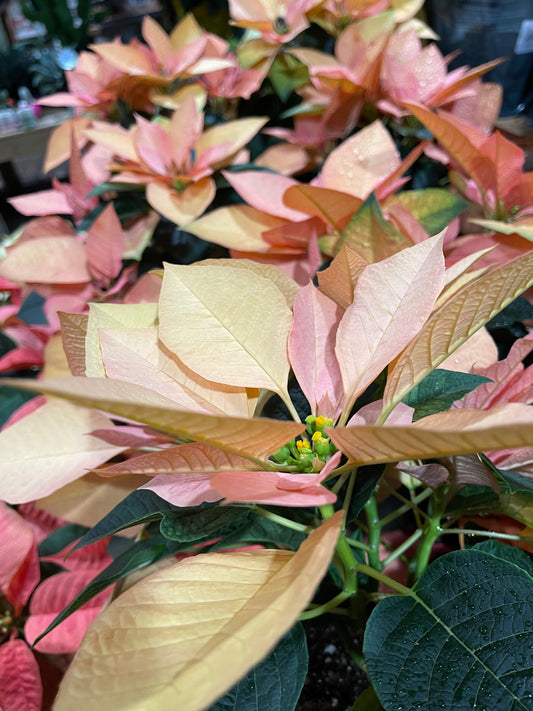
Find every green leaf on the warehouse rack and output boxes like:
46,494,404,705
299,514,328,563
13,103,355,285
86,182,146,198
160,506,252,543
446,484,500,518
346,465,384,523
495,468,533,500
364,544,533,710
351,686,386,711
71,490,177,552
402,369,491,420
38,523,89,557
386,189,468,235
474,539,533,575
32,536,178,647
207,623,308,711
210,512,306,551
340,193,411,262
269,54,309,102
0,385,36,428
486,296,533,330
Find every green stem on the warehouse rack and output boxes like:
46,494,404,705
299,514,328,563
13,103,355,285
442,528,533,543
346,538,372,553
413,491,447,580
252,507,313,534
342,467,357,510
355,563,411,595
299,591,352,620
381,529,422,568
364,495,382,571
378,485,431,527
320,504,358,595
331,468,351,495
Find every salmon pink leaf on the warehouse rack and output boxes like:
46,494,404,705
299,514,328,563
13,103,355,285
289,282,343,418
336,235,445,423
85,203,125,284
0,640,42,711
25,569,112,654
317,245,367,309
0,501,39,609
3,377,305,462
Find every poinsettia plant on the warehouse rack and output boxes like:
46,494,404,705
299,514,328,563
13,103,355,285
1,1,533,710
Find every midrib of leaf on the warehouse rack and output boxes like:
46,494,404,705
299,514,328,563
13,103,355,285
399,576,531,709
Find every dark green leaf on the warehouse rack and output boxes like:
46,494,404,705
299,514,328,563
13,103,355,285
346,465,384,523
0,331,16,357
86,182,146,198
38,523,89,557
0,385,36,428
32,536,176,647
70,490,177,553
364,544,533,710
160,506,251,542
207,623,308,711
446,484,500,517
402,369,491,420
495,468,533,500
486,296,533,329
210,512,306,551
474,539,533,576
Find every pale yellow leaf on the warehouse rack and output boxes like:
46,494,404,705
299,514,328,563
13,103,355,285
194,258,300,309
53,512,342,711
383,250,533,415
35,473,148,527
158,263,294,413
41,334,71,379
85,302,158,377
434,267,487,310
390,0,425,22
185,204,286,252
470,217,533,241
59,312,88,376
99,327,253,417
5,377,304,463
436,247,494,310
330,404,533,466
0,401,125,504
